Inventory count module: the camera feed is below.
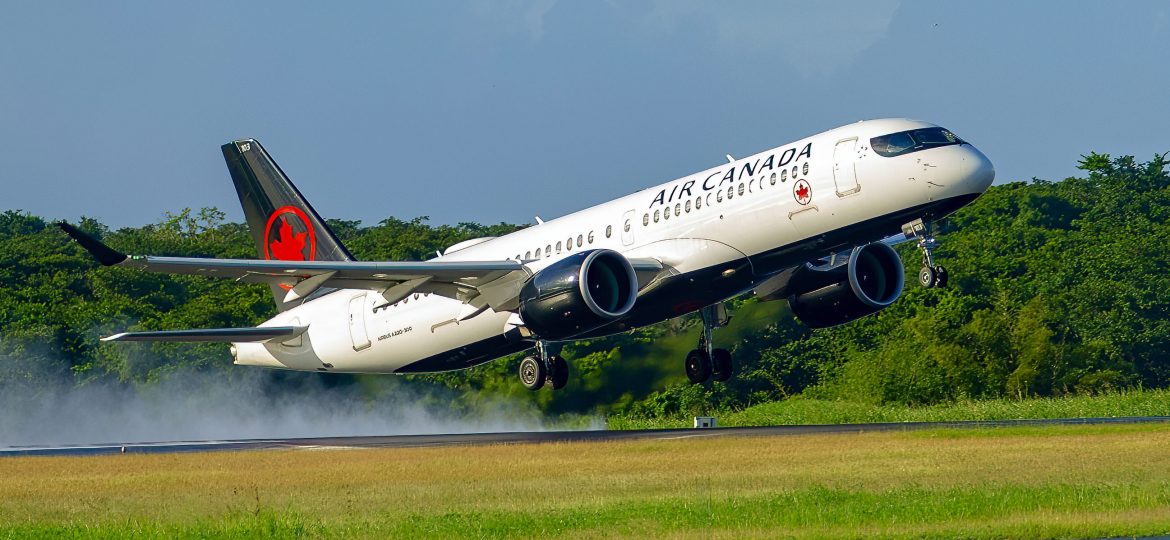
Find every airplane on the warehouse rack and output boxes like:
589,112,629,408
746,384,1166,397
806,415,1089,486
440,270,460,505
61,118,994,390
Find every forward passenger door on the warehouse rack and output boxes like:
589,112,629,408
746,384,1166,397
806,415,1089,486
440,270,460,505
833,138,861,196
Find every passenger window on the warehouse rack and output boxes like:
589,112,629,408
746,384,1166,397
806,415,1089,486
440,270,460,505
566,237,573,251
771,172,777,185
781,169,788,182
556,241,562,253
717,190,724,203
606,225,613,238
696,196,702,210
803,162,809,175
515,254,521,261
654,210,660,223
525,251,531,259
587,231,594,244
577,234,583,247
546,245,552,257
727,186,734,200
643,213,650,226
674,203,681,217
624,219,631,232
740,182,747,195
535,247,542,259
685,200,692,213
792,166,798,178
663,207,670,220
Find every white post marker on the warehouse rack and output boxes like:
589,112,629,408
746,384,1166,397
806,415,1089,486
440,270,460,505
694,417,717,429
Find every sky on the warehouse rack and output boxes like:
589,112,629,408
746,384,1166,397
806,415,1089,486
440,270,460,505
2,1,1168,229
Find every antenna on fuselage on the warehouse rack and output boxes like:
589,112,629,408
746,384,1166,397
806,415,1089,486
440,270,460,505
534,216,544,225
725,154,735,163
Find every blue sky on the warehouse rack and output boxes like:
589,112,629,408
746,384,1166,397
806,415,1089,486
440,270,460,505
3,1,1168,229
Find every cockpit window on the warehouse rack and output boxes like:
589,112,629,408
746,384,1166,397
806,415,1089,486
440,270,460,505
871,127,963,158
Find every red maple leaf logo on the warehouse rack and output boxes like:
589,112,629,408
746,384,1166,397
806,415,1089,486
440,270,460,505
269,218,307,261
795,181,811,204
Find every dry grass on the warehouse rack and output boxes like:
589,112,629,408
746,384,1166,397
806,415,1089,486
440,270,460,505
1,424,1169,538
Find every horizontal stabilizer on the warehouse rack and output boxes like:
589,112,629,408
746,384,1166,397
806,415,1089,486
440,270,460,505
101,326,308,343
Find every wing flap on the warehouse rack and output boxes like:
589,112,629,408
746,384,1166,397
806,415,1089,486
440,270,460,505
62,222,666,314
101,326,308,343
122,255,522,283
60,221,527,295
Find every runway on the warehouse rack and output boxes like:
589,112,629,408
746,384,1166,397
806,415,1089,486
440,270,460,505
3,415,1168,458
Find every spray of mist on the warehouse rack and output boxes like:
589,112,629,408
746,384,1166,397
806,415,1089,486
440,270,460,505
0,343,598,448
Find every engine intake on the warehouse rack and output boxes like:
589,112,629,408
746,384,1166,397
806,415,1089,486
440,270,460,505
789,242,905,328
519,249,638,339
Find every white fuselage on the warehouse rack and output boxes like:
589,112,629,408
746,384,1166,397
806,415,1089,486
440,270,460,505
233,119,994,374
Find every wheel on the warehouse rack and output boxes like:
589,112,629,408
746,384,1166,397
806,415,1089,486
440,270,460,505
548,355,569,390
933,266,949,288
685,349,712,384
711,348,733,382
519,356,545,391
918,266,937,288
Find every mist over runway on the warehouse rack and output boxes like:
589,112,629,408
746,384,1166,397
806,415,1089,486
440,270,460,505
5,416,1168,458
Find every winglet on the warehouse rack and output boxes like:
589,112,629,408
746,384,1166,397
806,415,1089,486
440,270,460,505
58,222,127,266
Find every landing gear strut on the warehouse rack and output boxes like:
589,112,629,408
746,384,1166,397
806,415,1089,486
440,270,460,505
904,219,948,289
686,304,733,384
519,341,568,391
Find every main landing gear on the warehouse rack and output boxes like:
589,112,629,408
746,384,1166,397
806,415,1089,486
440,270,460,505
519,341,568,391
904,219,948,289
685,304,733,384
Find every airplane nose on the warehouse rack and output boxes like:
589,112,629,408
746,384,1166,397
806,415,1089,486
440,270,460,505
961,145,995,193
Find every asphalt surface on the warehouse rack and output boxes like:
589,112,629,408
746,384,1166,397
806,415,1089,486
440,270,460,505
3,416,1168,458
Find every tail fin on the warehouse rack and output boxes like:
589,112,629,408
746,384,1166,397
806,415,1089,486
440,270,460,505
222,139,355,308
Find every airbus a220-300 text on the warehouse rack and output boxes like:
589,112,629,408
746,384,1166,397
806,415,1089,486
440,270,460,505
63,119,994,390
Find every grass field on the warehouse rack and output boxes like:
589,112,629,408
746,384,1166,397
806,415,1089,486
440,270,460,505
608,388,1170,430
2,423,1169,538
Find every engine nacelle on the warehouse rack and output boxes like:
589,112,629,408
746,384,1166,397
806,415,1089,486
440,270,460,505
519,249,638,340
789,242,905,328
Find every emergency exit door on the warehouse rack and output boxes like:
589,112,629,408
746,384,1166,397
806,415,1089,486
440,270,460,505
621,209,636,246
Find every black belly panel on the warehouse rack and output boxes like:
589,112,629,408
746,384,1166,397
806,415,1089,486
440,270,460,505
394,327,531,373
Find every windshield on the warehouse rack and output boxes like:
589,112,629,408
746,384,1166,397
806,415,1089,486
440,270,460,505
870,127,963,158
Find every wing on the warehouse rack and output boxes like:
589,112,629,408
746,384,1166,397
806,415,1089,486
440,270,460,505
102,326,307,342
60,223,663,313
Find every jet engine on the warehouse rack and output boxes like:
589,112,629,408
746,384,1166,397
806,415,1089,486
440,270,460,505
518,249,638,340
788,242,905,328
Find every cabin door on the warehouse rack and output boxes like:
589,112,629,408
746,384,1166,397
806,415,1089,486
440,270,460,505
833,138,861,196
348,293,371,351
621,209,637,246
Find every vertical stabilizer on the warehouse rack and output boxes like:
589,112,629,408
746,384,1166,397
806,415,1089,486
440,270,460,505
221,139,355,309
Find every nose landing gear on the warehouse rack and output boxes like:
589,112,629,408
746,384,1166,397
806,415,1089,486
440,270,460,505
519,341,569,391
685,304,733,384
904,219,948,289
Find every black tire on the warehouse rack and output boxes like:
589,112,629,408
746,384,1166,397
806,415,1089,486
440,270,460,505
712,348,733,382
934,266,949,288
919,266,936,288
519,356,545,391
549,355,569,390
685,349,712,384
